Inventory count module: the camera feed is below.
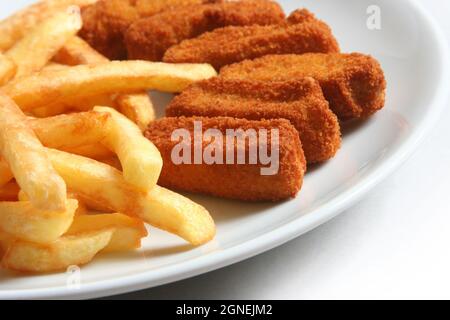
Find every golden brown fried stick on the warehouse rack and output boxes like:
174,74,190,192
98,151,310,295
125,0,285,61
220,53,387,120
163,9,340,70
166,78,340,163
145,116,306,201
79,0,205,60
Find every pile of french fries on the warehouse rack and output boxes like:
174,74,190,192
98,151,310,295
0,0,217,273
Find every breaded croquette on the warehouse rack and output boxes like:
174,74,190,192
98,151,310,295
166,78,340,163
220,53,387,120
125,0,285,61
79,0,206,60
163,9,340,70
145,116,306,201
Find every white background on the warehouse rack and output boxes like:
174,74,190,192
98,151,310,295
2,0,449,300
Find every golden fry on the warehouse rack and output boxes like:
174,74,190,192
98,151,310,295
45,148,215,245
2,229,113,272
0,93,66,211
2,61,217,111
29,110,110,149
66,213,148,252
94,106,162,191
0,200,77,244
5,6,82,79
0,0,98,51
55,38,157,129
116,93,155,131
53,36,109,66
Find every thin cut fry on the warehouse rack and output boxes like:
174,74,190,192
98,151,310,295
0,199,77,244
116,93,155,131
54,36,155,129
2,61,217,111
66,213,148,252
0,93,66,211
94,106,162,191
29,111,110,150
2,229,113,272
45,148,215,245
19,189,88,215
53,36,109,66
0,53,16,86
5,6,82,79
0,0,98,52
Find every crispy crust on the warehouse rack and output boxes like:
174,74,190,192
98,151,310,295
163,9,340,70
145,116,306,201
79,0,205,60
220,53,387,120
166,78,341,163
125,0,285,61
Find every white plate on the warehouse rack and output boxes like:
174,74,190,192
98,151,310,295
0,0,448,300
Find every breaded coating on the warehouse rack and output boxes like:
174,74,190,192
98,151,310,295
145,116,306,201
79,0,205,60
163,9,340,70
220,53,387,120
125,0,285,61
167,78,340,163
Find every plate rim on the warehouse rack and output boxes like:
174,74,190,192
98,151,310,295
1,0,449,300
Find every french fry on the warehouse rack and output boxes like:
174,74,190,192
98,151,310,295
44,148,215,245
116,93,155,131
53,36,109,66
29,111,110,150
31,104,71,118
66,213,148,252
41,62,69,73
2,229,113,272
2,61,218,111
94,106,162,191
0,93,67,211
0,53,16,86
5,6,82,79
32,93,116,117
0,182,20,201
64,143,115,160
19,189,88,215
0,0,98,52
0,199,77,244
54,36,156,129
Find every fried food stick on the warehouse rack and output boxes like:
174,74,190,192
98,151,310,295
220,53,387,120
145,117,306,201
79,0,205,60
125,0,285,61
163,9,340,70
166,78,340,163
53,36,155,130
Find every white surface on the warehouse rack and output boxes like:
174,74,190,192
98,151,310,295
0,0,448,300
